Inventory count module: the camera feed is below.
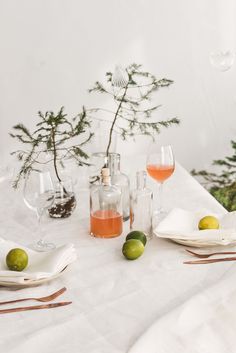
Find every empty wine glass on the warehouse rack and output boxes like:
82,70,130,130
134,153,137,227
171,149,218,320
146,144,175,224
23,170,55,251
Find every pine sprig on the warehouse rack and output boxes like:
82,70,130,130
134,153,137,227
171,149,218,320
10,107,93,188
87,63,179,156
191,140,236,211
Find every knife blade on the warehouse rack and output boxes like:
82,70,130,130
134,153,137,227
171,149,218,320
0,301,72,314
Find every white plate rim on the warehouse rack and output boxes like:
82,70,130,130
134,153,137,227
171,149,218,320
0,266,68,288
166,238,236,248
154,229,236,248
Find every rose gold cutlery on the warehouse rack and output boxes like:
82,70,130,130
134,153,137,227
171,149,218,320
184,256,236,264
185,249,236,259
0,301,72,314
0,287,66,306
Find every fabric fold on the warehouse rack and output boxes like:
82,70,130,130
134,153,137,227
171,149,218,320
0,237,77,283
154,208,236,245
128,268,236,353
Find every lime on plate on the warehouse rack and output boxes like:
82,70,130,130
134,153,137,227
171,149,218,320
198,216,219,230
6,248,28,271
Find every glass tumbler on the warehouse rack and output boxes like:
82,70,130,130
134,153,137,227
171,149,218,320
130,171,153,239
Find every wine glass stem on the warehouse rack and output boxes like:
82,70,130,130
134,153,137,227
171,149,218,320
156,182,163,213
36,210,44,245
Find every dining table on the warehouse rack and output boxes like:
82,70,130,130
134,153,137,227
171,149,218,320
0,155,234,353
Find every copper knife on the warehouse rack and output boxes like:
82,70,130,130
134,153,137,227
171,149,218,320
0,301,72,314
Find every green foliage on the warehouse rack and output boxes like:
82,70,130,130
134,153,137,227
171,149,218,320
10,107,93,188
211,183,236,211
87,63,180,156
192,140,236,211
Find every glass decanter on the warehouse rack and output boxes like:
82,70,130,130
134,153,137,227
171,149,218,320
90,168,123,238
109,153,130,222
130,171,153,239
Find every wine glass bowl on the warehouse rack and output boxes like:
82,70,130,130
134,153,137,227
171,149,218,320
146,164,174,183
23,171,55,251
146,145,175,183
24,189,55,213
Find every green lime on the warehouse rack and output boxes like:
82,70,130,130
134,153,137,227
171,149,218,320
6,248,28,271
126,230,147,246
122,239,145,260
198,216,220,230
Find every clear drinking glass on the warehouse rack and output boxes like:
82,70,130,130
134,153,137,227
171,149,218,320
23,170,55,251
146,144,175,223
130,171,153,239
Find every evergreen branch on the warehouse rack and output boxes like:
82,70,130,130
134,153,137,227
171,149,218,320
192,141,236,211
10,124,33,140
88,63,179,156
88,81,110,94
213,159,236,168
106,81,129,157
10,107,93,188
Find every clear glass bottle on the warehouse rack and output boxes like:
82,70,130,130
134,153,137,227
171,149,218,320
109,153,130,222
89,152,107,185
130,171,153,238
90,168,123,238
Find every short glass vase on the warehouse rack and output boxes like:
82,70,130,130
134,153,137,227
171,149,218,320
48,178,76,218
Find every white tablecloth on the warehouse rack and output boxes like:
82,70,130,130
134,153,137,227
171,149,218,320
0,159,231,353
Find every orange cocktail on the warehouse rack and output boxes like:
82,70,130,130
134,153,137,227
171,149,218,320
90,209,123,238
146,164,175,183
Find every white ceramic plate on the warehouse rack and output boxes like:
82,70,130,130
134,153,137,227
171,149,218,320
169,238,236,248
0,267,68,288
154,209,236,248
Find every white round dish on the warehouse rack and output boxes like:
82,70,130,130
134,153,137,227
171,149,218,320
0,267,68,288
170,238,236,248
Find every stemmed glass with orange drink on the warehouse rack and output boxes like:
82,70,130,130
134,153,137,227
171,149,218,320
146,144,175,223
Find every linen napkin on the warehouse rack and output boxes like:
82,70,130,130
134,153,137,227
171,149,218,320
154,208,236,244
0,237,77,283
128,267,236,353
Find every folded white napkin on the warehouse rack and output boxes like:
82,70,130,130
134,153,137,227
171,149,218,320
128,268,236,353
154,208,236,244
0,238,77,283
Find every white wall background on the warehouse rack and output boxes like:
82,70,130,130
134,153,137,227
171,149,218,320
0,0,236,172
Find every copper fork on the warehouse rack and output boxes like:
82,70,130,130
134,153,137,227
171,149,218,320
185,249,236,259
184,257,236,264
0,287,66,306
